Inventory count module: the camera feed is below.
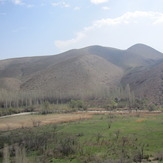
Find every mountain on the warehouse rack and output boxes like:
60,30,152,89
121,60,163,104
0,43,163,103
127,44,163,60
21,54,123,97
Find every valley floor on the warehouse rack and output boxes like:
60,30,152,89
0,111,163,163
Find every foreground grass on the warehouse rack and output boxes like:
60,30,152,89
54,113,163,162
0,112,163,162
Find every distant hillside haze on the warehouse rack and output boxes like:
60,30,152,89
0,43,163,104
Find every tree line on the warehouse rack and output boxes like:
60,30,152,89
0,84,159,112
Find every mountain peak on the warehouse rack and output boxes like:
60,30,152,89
127,43,163,59
128,43,155,50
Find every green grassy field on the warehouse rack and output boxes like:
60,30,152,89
0,112,163,163
52,113,163,162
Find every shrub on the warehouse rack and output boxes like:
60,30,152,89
55,136,78,157
69,100,85,109
155,151,163,161
148,104,157,111
40,101,51,115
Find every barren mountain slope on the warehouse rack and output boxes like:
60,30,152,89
0,44,163,102
121,60,163,104
21,54,123,97
81,44,161,69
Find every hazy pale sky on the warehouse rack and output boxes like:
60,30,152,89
1,0,163,59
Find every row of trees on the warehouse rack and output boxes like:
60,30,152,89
0,84,159,111
0,89,72,109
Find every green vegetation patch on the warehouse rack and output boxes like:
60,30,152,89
0,112,163,163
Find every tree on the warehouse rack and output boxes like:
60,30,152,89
41,101,50,114
124,84,135,110
3,144,10,163
15,145,28,163
110,100,118,110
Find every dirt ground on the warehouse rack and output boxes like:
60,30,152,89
0,113,92,131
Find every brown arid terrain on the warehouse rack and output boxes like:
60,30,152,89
0,112,92,131
0,43,163,104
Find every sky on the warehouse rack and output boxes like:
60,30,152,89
1,0,163,59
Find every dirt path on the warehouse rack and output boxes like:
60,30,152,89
0,112,37,119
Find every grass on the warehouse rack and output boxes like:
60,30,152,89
52,112,163,162
0,112,163,162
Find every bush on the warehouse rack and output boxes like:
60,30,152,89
69,100,85,110
155,151,163,161
40,101,52,115
24,106,35,112
148,104,157,111
55,136,78,157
